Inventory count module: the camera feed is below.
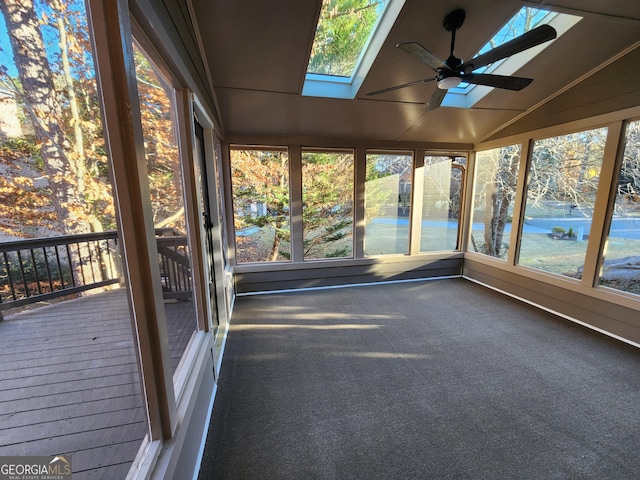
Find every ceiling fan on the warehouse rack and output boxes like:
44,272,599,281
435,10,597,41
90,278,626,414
367,9,557,110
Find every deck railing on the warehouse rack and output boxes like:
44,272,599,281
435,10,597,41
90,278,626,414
156,228,193,301
0,229,192,319
0,231,122,318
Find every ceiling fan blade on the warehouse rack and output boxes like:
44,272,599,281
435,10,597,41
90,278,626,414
366,77,437,96
426,87,447,111
461,73,533,91
461,24,557,73
397,42,448,72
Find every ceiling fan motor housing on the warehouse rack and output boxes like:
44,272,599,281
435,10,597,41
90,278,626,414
443,9,465,32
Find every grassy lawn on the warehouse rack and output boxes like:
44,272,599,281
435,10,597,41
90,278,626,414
519,233,589,276
519,233,640,277
364,222,409,255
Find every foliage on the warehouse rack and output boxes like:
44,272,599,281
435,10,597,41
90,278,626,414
365,154,412,223
617,120,640,208
133,44,186,233
307,0,384,77
302,151,353,259
0,0,116,237
231,149,290,262
0,0,186,240
527,128,606,212
0,137,58,237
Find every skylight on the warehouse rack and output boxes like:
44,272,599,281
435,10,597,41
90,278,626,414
444,6,582,109
303,0,406,99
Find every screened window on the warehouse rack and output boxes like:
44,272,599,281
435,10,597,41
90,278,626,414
230,148,291,263
133,42,199,377
364,152,412,255
599,120,640,295
518,128,607,277
419,156,464,252
470,145,521,259
0,2,146,475
302,149,354,260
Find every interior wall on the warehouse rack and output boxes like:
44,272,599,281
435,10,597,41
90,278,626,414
149,337,217,480
235,255,463,294
464,258,640,346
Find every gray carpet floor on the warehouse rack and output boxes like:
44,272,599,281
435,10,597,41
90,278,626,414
198,278,640,479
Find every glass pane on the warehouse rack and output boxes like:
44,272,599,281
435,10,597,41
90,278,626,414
302,150,354,260
213,139,229,266
456,7,560,91
133,43,198,375
599,120,640,295
307,0,389,78
519,128,608,277
420,156,462,252
364,153,412,255
230,149,291,263
470,145,521,259
0,2,146,476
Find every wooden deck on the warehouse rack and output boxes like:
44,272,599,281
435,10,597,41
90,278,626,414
0,287,197,479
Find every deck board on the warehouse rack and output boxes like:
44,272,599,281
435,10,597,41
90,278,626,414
0,395,143,429
0,363,139,389
0,287,195,479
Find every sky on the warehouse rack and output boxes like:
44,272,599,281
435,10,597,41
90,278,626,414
0,13,18,78
0,1,88,81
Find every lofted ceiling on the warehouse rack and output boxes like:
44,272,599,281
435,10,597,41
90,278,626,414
190,0,640,145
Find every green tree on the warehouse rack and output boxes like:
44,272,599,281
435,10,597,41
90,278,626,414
302,151,353,259
231,149,290,262
307,0,383,77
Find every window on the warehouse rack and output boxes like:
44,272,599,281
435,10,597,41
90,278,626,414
444,7,581,109
470,145,521,259
599,120,640,295
303,0,406,99
0,2,146,476
419,156,464,252
230,148,291,263
302,149,354,260
518,128,608,277
364,152,412,255
133,42,198,377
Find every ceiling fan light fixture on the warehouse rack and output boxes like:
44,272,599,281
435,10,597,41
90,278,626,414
437,76,462,89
